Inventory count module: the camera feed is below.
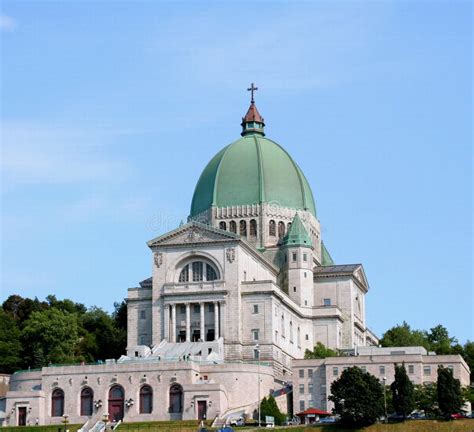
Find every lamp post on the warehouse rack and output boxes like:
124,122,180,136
382,377,387,423
255,344,261,427
61,414,69,432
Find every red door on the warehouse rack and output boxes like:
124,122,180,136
197,401,207,420
109,403,124,422
18,407,27,426
108,386,124,421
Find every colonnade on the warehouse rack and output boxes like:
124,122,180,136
164,301,221,342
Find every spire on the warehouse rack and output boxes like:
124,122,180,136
281,213,313,248
241,83,265,136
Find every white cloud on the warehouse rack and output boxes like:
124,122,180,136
0,14,17,32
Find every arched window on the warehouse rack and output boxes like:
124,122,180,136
51,388,64,417
108,385,125,422
239,220,247,236
179,265,189,282
290,321,294,343
139,385,153,414
287,222,292,231
169,384,183,413
206,264,217,281
281,315,285,337
219,221,226,231
80,387,93,416
297,327,301,347
278,221,285,238
269,220,276,236
229,220,237,233
179,261,219,283
192,261,203,281
249,219,257,237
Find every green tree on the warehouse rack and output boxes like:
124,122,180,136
21,309,80,367
0,309,23,373
391,363,415,419
259,395,285,425
79,307,126,361
380,322,429,349
461,341,474,382
437,366,462,418
329,366,384,427
2,295,48,327
304,342,338,359
414,383,437,417
427,325,457,355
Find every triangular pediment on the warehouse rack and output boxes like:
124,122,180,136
147,221,239,248
353,265,369,291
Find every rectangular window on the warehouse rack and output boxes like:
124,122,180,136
299,369,304,378
361,366,366,372
423,366,431,376
252,329,259,341
192,261,203,281
139,335,147,345
305,334,309,340
308,399,315,408
308,369,313,378
140,310,146,319
292,252,297,262
208,304,214,312
379,365,385,375
299,384,304,394
323,298,331,306
253,349,259,360
180,305,186,314
193,305,200,313
275,330,278,341
408,365,414,374
299,400,305,412
308,383,314,393
303,253,307,262
253,304,259,314
333,367,338,377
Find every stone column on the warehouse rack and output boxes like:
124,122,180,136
186,303,191,342
171,304,177,343
164,304,170,341
200,302,205,342
214,301,219,340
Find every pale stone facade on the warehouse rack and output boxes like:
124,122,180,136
3,100,383,427
292,346,471,414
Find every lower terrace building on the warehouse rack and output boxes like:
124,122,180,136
292,346,471,414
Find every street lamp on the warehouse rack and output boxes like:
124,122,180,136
382,377,387,423
254,344,261,427
61,414,69,432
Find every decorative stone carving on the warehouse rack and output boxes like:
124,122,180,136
226,247,235,263
128,376,133,384
154,252,163,268
97,377,102,385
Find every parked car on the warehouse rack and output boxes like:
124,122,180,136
228,416,245,426
451,413,467,419
319,417,337,424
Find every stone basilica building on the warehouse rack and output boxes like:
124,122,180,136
4,90,379,427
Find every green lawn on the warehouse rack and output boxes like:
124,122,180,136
2,419,473,432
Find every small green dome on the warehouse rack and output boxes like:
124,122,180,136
190,134,317,217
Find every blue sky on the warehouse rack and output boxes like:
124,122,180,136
1,1,472,343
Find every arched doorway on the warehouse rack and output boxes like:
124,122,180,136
108,385,124,421
80,387,93,416
169,384,183,419
51,388,64,417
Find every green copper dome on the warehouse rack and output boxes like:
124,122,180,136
190,133,317,217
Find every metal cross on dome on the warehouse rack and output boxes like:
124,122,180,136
247,83,258,103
